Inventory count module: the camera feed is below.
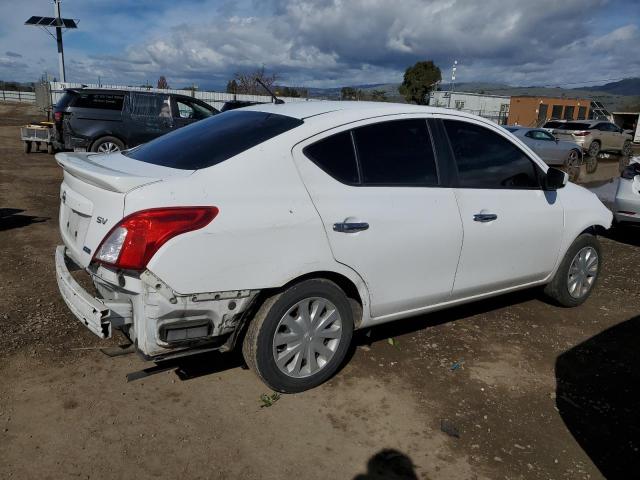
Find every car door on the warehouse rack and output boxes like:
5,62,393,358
439,118,564,299
292,116,463,318
532,129,563,163
124,92,173,146
171,97,215,130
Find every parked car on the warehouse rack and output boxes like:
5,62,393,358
53,88,218,153
220,100,264,112
55,102,612,392
614,158,640,224
542,119,633,157
505,126,582,168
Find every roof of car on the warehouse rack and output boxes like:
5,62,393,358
242,100,456,120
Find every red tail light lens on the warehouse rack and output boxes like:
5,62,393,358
94,207,219,270
54,111,62,122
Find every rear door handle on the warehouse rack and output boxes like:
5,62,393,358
333,222,369,233
473,213,498,222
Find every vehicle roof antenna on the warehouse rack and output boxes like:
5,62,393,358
256,78,284,105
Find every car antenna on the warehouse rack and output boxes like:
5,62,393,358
256,78,284,104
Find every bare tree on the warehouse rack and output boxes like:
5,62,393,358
157,76,169,89
232,67,277,95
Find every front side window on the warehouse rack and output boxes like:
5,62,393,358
125,110,303,170
527,130,554,141
443,120,540,189
353,119,438,186
175,98,215,120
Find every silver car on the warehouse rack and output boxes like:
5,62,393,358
505,127,582,168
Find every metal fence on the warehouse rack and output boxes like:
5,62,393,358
0,90,36,104
48,82,313,110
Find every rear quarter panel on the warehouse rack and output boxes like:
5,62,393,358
124,135,365,299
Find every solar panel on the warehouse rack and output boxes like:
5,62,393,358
24,15,78,28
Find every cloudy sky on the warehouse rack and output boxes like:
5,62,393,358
1,0,639,89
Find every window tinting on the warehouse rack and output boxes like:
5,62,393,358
304,131,359,184
125,110,303,170
443,120,540,189
73,93,124,110
353,119,438,185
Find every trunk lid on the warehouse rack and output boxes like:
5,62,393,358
56,151,193,267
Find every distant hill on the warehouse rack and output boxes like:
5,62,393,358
576,78,640,96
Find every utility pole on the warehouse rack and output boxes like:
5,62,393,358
54,0,65,82
25,1,78,84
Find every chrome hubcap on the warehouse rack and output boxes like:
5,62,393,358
97,142,120,153
567,247,598,299
272,297,342,378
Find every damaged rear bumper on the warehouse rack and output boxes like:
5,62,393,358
55,245,258,358
55,245,132,338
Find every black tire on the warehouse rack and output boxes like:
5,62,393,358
242,279,354,393
47,143,54,154
90,136,125,153
23,141,31,154
544,233,601,307
587,140,601,158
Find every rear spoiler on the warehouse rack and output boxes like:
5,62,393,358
55,152,161,193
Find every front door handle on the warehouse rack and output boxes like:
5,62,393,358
473,213,498,222
333,222,369,233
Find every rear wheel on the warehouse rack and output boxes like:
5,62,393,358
91,136,124,154
23,141,31,154
47,143,54,154
242,279,354,393
544,233,601,307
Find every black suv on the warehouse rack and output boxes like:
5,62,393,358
53,89,218,153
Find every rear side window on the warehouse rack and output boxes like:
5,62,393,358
556,122,594,130
54,92,76,110
125,110,303,170
443,120,540,189
72,93,124,111
303,131,359,184
353,119,438,185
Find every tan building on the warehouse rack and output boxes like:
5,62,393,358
507,96,591,127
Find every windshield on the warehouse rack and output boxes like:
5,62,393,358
125,110,303,170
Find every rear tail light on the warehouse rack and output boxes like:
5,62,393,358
54,111,62,122
572,131,591,136
94,207,219,271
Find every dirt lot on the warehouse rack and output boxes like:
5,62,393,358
1,102,639,480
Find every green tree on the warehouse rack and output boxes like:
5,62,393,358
398,61,441,105
370,89,387,102
341,87,358,100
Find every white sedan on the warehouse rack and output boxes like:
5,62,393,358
55,102,612,392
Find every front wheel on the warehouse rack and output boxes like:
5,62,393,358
242,279,354,393
544,233,601,307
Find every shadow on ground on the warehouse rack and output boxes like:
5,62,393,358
556,315,640,480
602,223,640,248
353,449,420,480
0,208,48,231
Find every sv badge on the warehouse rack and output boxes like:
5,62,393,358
96,216,108,225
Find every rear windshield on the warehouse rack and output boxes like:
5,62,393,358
554,122,594,130
54,91,76,111
124,110,303,170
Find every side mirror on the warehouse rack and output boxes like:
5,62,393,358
544,167,568,190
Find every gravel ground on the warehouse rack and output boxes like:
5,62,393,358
1,102,639,480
